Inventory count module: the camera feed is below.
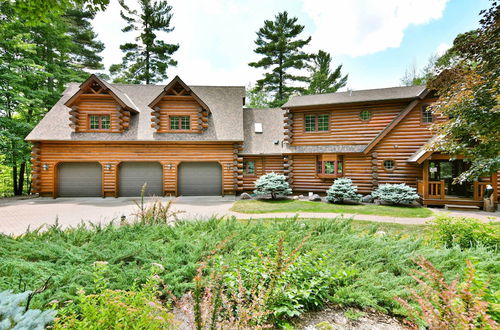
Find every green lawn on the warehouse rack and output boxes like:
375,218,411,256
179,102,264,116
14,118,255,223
231,199,433,218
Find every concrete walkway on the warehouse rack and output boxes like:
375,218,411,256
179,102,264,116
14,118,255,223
0,196,498,236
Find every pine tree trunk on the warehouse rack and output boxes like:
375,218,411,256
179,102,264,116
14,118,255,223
12,164,19,195
18,162,26,195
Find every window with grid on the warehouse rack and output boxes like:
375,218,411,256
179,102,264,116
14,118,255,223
305,114,329,132
243,161,255,175
170,116,190,130
316,158,343,176
359,110,372,121
422,106,433,123
89,115,110,130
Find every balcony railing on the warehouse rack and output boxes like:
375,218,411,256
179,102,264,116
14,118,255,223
473,181,492,201
417,179,445,199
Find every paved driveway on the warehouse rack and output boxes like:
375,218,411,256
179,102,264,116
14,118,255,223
0,196,235,236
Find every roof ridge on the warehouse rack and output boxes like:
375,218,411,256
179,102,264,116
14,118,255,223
293,85,426,98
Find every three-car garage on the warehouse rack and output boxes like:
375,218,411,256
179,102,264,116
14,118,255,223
56,161,222,197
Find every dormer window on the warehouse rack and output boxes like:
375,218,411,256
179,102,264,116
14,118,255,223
422,105,433,123
170,116,190,130
89,115,111,130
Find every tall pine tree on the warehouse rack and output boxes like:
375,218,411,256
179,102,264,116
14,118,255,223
305,50,347,95
110,0,179,84
249,11,312,107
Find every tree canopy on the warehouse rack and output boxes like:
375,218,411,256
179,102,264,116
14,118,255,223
110,0,179,84
427,1,499,182
249,11,312,107
305,50,347,95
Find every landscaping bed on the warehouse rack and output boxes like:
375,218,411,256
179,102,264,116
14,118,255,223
231,199,433,218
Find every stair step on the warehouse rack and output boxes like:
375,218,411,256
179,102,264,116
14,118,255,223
445,204,481,211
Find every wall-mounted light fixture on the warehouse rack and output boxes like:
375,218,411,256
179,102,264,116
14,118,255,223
42,164,49,171
104,164,112,171
273,140,280,145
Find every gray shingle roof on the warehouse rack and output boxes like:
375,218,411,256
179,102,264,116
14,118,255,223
283,85,427,108
26,80,245,142
240,108,366,155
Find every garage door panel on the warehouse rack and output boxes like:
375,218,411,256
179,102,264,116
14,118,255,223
58,162,102,197
119,162,163,197
178,162,221,196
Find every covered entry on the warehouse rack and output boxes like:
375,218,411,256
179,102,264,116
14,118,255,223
119,162,163,196
178,162,222,196
58,162,102,197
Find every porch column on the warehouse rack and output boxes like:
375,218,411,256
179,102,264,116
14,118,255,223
422,161,429,199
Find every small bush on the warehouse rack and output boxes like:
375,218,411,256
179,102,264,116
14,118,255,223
254,172,292,200
429,214,499,249
0,290,55,329
326,178,362,204
372,183,419,205
54,263,175,329
396,257,498,329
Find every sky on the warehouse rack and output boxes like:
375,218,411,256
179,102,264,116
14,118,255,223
92,0,490,90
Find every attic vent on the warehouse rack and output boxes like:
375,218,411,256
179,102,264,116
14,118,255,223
254,123,263,133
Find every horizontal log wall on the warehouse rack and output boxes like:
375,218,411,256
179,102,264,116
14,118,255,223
373,101,432,187
290,154,372,194
74,96,123,133
242,156,285,191
36,142,235,197
290,102,404,145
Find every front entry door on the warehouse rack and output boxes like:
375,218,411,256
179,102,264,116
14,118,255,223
428,160,473,198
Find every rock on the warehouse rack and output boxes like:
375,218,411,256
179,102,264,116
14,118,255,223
298,194,304,200
309,194,322,202
292,196,299,200
240,192,252,200
361,194,374,203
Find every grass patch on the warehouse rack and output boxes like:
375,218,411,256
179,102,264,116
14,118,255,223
231,199,433,218
0,216,497,322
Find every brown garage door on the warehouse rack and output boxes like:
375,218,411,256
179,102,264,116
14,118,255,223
119,162,163,197
58,162,102,197
178,162,222,196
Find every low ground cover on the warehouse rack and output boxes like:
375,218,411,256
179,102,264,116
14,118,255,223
231,199,433,217
0,214,497,327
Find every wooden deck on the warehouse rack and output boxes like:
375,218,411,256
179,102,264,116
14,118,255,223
421,196,483,208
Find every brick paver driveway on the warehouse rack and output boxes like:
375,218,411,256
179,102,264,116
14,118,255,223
0,196,235,236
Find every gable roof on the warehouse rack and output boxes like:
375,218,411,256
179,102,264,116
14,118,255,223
64,74,140,113
27,76,245,142
283,85,427,108
407,136,438,163
148,75,211,111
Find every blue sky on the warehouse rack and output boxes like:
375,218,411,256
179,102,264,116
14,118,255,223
93,0,490,90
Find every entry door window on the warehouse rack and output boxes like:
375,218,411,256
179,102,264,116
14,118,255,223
428,160,472,197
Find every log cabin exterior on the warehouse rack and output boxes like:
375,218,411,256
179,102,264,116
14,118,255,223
27,74,498,208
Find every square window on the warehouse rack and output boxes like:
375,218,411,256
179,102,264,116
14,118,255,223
90,115,99,129
317,114,329,131
305,115,316,132
243,161,255,175
324,161,336,174
100,115,110,129
170,116,179,130
181,116,190,130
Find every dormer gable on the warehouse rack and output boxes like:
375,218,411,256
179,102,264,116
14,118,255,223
65,75,137,133
149,76,210,133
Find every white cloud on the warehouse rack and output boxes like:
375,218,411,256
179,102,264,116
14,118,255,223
436,42,451,56
302,0,449,57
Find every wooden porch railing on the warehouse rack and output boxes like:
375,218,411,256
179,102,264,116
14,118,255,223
473,181,491,201
417,179,445,199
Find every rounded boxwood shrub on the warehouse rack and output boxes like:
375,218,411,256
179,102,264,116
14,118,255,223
326,178,361,204
372,183,419,205
254,172,292,200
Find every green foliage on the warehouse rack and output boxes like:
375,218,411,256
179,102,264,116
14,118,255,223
400,54,439,86
428,1,500,182
326,178,361,204
246,84,271,108
11,0,108,23
254,172,292,200
249,11,312,107
0,217,498,324
110,0,179,84
54,263,175,329
304,50,348,95
372,183,419,205
429,214,499,249
0,290,55,329
396,257,498,329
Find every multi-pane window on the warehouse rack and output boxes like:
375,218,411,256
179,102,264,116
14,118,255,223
170,116,190,130
305,114,329,132
89,115,111,130
317,158,343,176
359,110,372,121
422,105,433,123
243,161,255,175
383,160,395,170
